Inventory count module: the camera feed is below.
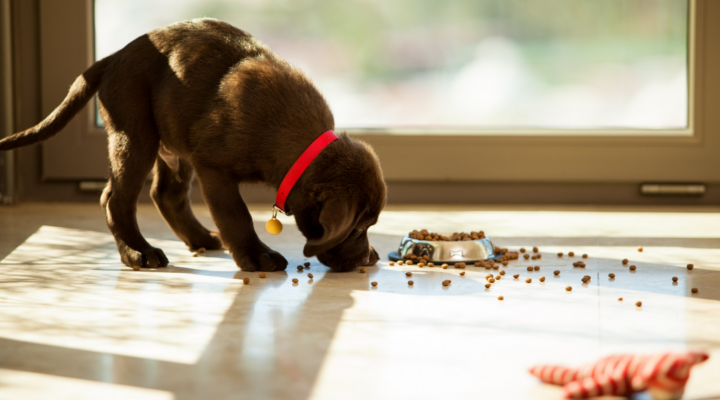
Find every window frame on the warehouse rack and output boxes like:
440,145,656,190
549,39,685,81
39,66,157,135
39,0,720,185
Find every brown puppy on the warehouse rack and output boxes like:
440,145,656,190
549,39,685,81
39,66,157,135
0,19,385,272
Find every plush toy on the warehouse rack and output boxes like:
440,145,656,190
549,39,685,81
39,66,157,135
529,352,709,400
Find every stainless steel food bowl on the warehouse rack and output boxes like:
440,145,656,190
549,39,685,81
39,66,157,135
388,235,496,264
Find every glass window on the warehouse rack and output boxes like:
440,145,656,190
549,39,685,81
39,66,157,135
95,0,688,131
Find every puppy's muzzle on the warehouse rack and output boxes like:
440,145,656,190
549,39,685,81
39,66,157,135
362,246,379,266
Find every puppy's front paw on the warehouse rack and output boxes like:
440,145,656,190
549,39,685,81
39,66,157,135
234,246,288,272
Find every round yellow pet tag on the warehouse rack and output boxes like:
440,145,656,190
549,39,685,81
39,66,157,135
266,206,283,235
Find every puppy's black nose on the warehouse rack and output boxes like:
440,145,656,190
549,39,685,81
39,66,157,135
362,246,379,266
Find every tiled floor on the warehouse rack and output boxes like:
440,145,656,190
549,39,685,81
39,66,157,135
0,203,719,400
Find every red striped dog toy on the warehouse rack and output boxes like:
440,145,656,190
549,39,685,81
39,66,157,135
529,352,709,400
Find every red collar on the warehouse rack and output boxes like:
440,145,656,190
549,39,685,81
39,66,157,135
274,130,338,216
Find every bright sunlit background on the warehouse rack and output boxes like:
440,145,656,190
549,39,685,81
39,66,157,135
95,0,688,131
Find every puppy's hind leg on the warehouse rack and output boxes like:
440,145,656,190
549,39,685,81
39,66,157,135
150,154,223,251
100,117,168,270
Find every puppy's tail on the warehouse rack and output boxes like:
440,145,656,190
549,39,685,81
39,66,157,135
0,56,111,151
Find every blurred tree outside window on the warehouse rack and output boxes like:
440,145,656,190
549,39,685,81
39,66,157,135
95,0,688,131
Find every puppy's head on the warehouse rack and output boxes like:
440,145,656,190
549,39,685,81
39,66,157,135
291,134,385,272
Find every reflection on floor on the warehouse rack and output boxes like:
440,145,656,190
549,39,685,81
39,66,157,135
0,203,719,400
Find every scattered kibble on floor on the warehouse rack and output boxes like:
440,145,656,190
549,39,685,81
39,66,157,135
292,278,298,283
557,252,563,257
691,288,699,293
489,278,495,283
527,266,533,272
485,283,492,288
297,265,303,271
533,246,539,253
525,278,532,283
609,273,615,278
523,254,530,260
442,280,450,287
636,301,642,307
308,273,313,278
192,252,198,257
520,248,526,253
622,259,629,265
442,264,448,269
371,281,378,287
389,261,395,266
198,247,206,253
499,270,506,275
582,254,588,258
568,252,575,257
460,271,465,276
408,280,414,285
554,270,560,275
638,247,643,252
629,265,637,271
565,286,572,291
304,262,311,267
539,276,545,282
398,261,404,265
534,266,540,271
406,272,412,277
513,274,519,279
618,297,623,301
498,296,504,300
360,268,367,273
687,264,694,270
243,277,250,284
406,260,414,265
259,273,266,278
672,277,678,282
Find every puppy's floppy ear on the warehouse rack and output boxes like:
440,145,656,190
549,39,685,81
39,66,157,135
303,198,357,257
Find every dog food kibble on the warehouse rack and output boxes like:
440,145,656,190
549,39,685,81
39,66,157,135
531,255,538,260
566,286,572,291
520,248,526,253
691,288,699,293
460,271,466,276
406,272,412,277
513,274,520,279
525,278,532,283
304,262,311,267
192,252,198,257
292,278,299,283
568,252,575,257
687,264,694,270
498,296,504,300
533,246,539,253
552,270,561,276
636,301,642,307
557,252,563,257
488,278,495,283
629,265,637,271
398,261,404,265
609,273,615,278
534,266,540,271
243,277,250,284
408,280,414,285
495,275,502,280
582,276,590,283
572,261,586,268
297,265,303,271
428,263,434,267
406,260,414,265
442,264,449,269
523,254,530,260
389,262,395,266
308,273,313,278
539,276,546,282
499,270,506,275
618,297,623,301
582,254,588,258
259,273,266,278
527,266,533,272
484,283,492,289
360,268,367,273
638,247,643,252
622,259,629,265
198,247,206,253
672,276,678,282
371,281,378,287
